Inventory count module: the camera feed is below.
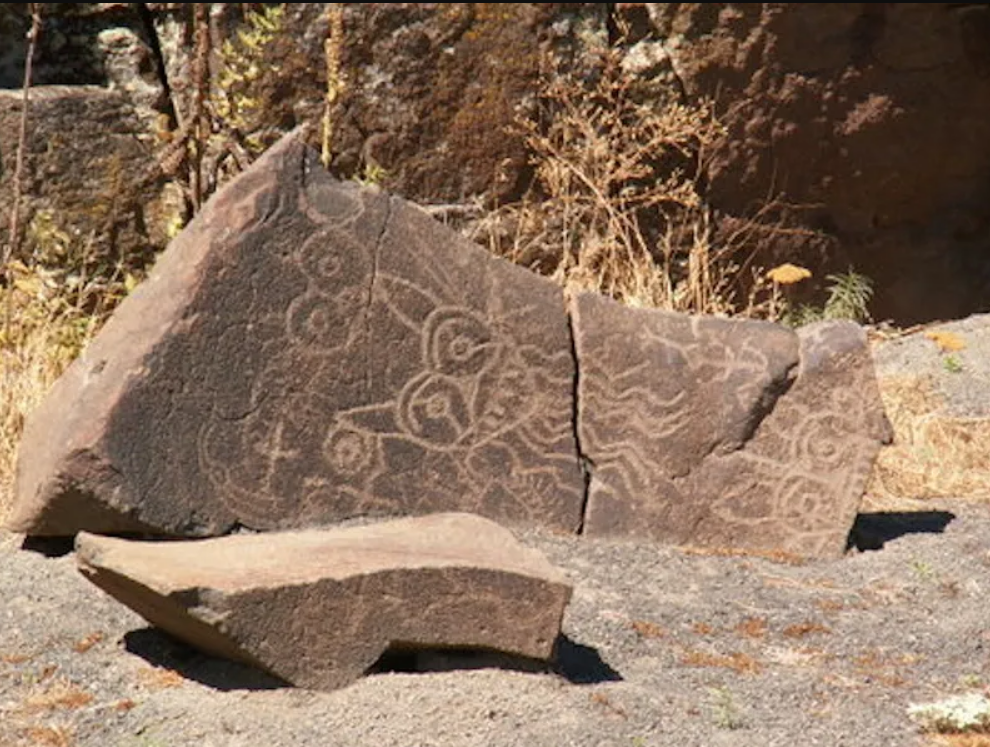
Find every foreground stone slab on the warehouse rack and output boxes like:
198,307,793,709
75,512,572,691
574,291,892,557
10,130,583,536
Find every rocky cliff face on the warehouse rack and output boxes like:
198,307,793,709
1,3,989,325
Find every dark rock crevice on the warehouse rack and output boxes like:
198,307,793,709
565,306,593,536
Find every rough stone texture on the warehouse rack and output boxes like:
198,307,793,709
8,130,584,537
0,84,176,272
74,512,572,691
2,4,990,324
574,291,892,557
0,4,161,94
148,3,607,205
645,3,990,324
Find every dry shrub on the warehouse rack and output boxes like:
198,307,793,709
0,266,111,522
866,375,990,506
472,50,776,315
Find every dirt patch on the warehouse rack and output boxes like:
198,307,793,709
3,500,989,746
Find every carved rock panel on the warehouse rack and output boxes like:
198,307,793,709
9,132,584,536
574,291,891,557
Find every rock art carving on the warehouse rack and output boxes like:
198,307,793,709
74,513,573,692
8,131,584,537
8,130,892,557
574,289,892,557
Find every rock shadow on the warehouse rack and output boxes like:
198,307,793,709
552,635,623,684
124,629,620,691
368,634,621,685
124,628,289,691
20,535,75,557
847,510,956,552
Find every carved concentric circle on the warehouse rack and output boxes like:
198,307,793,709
323,426,380,478
423,307,495,378
396,371,472,447
297,230,371,289
794,412,849,468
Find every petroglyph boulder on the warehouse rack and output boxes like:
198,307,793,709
75,512,572,691
574,291,892,557
9,131,584,537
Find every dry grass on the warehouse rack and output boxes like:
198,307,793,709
17,677,94,715
629,619,667,639
136,665,185,690
866,375,990,505
677,544,808,566
19,725,74,747
680,649,763,675
928,736,990,747
734,617,768,639
782,622,832,639
471,49,780,317
71,632,104,655
0,305,99,524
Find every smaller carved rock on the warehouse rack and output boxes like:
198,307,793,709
574,286,891,557
74,512,572,691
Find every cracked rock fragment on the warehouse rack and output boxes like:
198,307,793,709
8,130,584,537
572,291,891,557
75,512,572,691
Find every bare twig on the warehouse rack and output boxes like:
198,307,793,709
4,4,42,266
190,3,211,211
3,3,43,338
322,4,345,170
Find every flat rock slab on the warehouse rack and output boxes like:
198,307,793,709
574,291,892,557
74,512,572,691
10,130,584,536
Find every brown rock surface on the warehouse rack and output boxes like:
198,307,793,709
645,3,990,323
8,129,584,537
575,290,891,557
0,85,175,273
74,512,572,691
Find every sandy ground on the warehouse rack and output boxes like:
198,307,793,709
2,498,988,747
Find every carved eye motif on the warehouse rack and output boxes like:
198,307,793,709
397,372,471,447
297,230,370,290
423,307,495,377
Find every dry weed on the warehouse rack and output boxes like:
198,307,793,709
472,49,778,316
928,736,990,747
866,375,990,504
19,725,74,747
0,302,99,523
629,619,667,639
71,632,104,655
734,617,768,639
136,665,185,690
18,678,94,715
782,622,832,639
680,649,762,675
678,544,808,566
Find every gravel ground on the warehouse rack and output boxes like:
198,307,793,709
2,499,988,747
